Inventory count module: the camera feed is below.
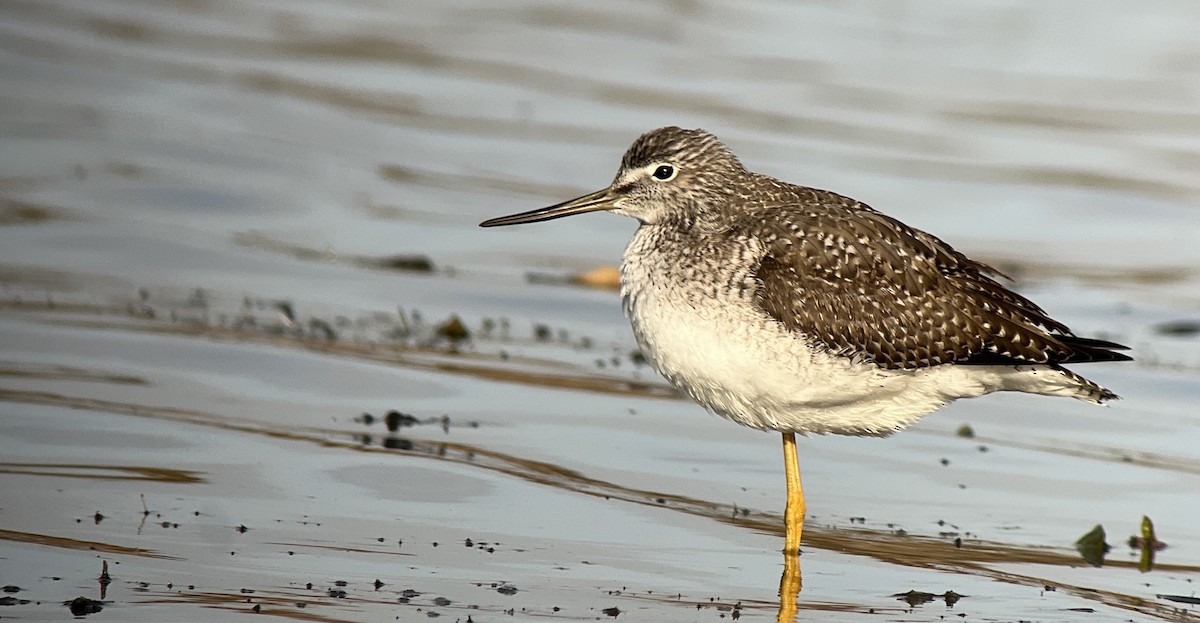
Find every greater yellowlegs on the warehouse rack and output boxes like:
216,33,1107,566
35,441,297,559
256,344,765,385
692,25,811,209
480,126,1131,554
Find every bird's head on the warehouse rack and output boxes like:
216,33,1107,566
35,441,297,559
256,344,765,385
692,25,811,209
480,126,744,229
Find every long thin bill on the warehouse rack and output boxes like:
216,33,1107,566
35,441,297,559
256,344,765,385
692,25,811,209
480,187,617,227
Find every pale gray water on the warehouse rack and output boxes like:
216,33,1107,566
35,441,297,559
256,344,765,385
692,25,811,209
1,1,1199,621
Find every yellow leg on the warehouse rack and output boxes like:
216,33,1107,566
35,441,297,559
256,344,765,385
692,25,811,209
778,432,804,618
781,432,805,554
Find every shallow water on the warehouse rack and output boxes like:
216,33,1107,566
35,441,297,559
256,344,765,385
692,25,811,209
2,1,1200,621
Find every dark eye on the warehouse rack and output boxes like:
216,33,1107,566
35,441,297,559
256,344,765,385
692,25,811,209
652,165,675,180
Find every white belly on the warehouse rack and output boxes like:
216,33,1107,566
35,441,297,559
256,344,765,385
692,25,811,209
626,287,973,434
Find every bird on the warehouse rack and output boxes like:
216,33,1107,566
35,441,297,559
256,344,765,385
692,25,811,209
479,126,1131,555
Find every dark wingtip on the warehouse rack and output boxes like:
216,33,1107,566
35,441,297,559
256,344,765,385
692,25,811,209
1058,335,1134,364
1062,335,1131,350
959,334,1134,367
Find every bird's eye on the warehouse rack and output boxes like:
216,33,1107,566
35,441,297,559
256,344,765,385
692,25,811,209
651,164,676,181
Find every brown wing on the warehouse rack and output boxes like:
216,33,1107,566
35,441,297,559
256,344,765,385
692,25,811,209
748,198,1123,369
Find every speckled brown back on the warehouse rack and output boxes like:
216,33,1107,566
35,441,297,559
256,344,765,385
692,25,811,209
742,184,1125,369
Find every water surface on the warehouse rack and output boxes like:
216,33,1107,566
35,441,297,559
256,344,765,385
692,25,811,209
2,1,1199,621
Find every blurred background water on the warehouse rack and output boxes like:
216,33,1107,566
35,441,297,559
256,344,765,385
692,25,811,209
1,1,1199,621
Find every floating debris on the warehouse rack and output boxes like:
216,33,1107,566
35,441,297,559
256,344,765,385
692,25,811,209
435,314,470,343
525,265,620,290
1157,594,1200,605
1075,524,1110,567
570,266,620,290
893,590,935,606
65,597,104,616
0,198,74,224
385,410,420,431
1129,515,1167,572
308,318,337,341
357,254,434,273
274,300,296,324
955,424,975,438
1153,319,1200,336
891,590,963,607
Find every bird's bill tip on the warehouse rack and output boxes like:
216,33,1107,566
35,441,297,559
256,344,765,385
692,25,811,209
479,187,617,227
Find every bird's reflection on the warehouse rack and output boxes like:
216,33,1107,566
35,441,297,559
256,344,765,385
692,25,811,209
98,560,111,600
776,550,801,622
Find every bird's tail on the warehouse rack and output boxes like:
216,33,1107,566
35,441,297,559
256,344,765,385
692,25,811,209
1054,365,1119,404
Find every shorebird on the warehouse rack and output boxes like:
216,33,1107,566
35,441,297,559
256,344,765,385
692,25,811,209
480,126,1131,554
